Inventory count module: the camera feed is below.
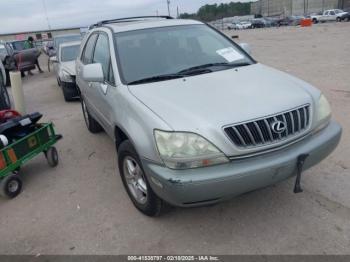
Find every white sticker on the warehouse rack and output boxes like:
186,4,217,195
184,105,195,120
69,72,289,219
216,47,244,62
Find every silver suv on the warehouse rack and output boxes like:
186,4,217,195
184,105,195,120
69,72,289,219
76,16,342,216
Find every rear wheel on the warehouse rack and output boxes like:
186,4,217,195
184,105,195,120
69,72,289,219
46,147,59,167
336,17,341,22
81,97,103,133
118,140,163,216
0,175,22,199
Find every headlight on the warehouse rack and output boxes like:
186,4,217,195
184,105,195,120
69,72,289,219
316,94,331,124
154,130,229,169
61,70,74,82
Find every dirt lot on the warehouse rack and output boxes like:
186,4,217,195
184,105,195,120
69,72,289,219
0,22,349,255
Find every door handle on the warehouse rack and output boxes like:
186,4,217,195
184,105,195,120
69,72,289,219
100,84,108,95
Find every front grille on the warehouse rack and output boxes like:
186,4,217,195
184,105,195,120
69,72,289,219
224,105,311,148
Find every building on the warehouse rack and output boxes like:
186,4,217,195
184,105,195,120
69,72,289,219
251,0,350,17
0,27,81,42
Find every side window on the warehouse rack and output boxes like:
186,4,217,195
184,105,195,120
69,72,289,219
330,11,335,15
82,34,98,64
92,34,110,81
108,60,115,85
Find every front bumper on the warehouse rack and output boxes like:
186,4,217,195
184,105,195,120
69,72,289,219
142,121,342,207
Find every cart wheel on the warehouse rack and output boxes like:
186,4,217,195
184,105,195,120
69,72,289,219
0,175,22,198
46,147,59,167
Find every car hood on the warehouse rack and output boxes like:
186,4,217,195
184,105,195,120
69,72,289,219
61,61,76,76
128,63,319,131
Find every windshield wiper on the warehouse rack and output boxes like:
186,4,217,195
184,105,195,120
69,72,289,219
178,62,251,74
127,74,186,85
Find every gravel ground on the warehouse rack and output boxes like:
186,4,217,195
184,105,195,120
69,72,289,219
0,22,349,255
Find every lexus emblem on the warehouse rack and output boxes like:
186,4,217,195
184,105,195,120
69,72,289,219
271,120,287,134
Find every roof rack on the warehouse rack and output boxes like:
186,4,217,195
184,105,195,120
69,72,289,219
89,16,174,29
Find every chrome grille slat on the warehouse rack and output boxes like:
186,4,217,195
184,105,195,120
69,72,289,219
232,126,246,146
243,124,256,145
289,111,295,133
297,109,302,132
253,122,265,144
224,105,310,148
303,107,308,128
282,114,289,136
263,119,274,141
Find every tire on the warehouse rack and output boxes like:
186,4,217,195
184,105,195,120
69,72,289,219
0,72,11,110
118,140,163,216
312,18,317,24
57,77,61,87
46,147,59,167
0,175,22,198
336,17,341,22
5,69,10,87
62,84,76,102
81,96,103,133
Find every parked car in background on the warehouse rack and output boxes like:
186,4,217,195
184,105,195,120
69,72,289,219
50,41,81,101
308,11,323,23
278,16,304,26
251,18,265,28
0,61,11,110
340,10,350,21
235,21,252,30
50,34,81,57
318,9,348,22
0,41,40,86
77,17,341,216
42,40,54,55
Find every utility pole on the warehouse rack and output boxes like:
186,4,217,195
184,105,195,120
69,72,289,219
322,0,325,12
42,0,51,30
177,6,179,18
167,0,171,17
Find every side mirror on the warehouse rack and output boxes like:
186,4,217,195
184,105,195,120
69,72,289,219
82,63,104,83
50,56,58,63
239,43,252,55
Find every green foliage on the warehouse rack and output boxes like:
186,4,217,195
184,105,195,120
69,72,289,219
179,2,252,21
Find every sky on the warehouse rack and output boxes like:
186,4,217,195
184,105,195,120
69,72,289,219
0,0,252,34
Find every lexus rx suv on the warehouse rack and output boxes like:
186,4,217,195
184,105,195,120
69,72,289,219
76,16,342,216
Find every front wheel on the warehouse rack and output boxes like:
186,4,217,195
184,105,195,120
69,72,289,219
0,72,11,110
118,140,163,216
336,17,341,22
0,175,22,198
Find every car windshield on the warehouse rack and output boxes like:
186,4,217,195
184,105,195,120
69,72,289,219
54,35,81,49
11,41,26,51
115,24,253,84
61,45,80,62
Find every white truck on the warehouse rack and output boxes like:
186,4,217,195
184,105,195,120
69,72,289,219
317,9,348,23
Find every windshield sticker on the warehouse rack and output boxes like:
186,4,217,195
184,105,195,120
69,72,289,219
216,47,244,62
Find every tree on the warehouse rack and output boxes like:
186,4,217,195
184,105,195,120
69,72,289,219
179,1,252,21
